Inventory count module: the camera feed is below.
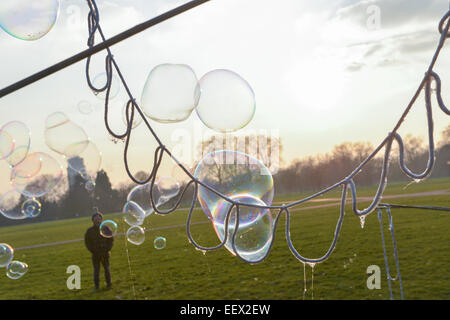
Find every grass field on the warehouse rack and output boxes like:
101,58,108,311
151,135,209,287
0,178,448,300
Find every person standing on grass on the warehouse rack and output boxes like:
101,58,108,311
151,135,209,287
84,207,114,290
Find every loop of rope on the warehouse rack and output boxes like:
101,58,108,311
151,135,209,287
83,1,450,264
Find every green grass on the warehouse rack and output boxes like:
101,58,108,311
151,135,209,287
0,178,448,300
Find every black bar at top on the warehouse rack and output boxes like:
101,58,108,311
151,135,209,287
0,0,211,99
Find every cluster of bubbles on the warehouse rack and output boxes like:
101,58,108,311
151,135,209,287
194,150,275,263
0,0,60,41
44,112,102,191
0,243,28,280
141,64,255,133
122,177,180,246
0,121,63,220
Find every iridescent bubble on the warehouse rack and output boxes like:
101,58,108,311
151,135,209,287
78,100,93,115
195,69,256,132
11,152,63,198
1,121,31,166
0,189,28,220
0,129,14,160
85,180,96,192
122,101,143,129
154,236,166,250
213,194,274,262
156,176,180,204
122,201,145,226
6,261,28,280
0,0,60,41
0,243,14,267
64,140,101,181
193,150,274,222
127,226,145,245
44,112,88,155
92,73,120,100
100,220,117,238
21,198,41,218
141,63,198,123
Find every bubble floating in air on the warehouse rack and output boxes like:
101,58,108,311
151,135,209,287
195,70,255,132
127,226,145,246
21,198,42,218
100,220,117,238
44,112,88,155
156,176,180,205
0,0,60,41
77,100,93,115
0,243,14,267
1,121,31,166
6,261,28,280
154,236,166,250
85,180,96,192
122,201,145,226
0,190,28,220
11,152,63,198
127,183,169,217
141,64,198,123
0,129,14,160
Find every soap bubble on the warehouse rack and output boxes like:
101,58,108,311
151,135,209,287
0,190,28,220
1,121,31,166
6,261,28,280
21,198,42,218
154,236,166,250
0,129,14,160
122,101,143,129
100,220,117,238
64,140,101,181
141,64,198,123
213,194,274,262
44,112,88,155
156,176,180,204
0,0,60,41
195,70,255,132
92,73,120,100
78,101,93,115
127,183,164,217
85,180,96,192
0,243,14,267
122,201,145,226
193,150,274,222
11,152,63,198
127,226,145,245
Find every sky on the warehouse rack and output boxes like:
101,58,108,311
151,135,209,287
0,0,449,190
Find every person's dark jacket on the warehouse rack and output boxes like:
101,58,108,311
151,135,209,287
85,226,114,257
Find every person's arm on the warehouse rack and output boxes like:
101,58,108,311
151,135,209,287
105,236,114,252
85,230,94,254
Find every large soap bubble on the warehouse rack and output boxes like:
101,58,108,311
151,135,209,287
141,64,198,123
195,70,255,132
122,201,145,226
44,112,88,155
194,150,274,262
214,194,274,262
0,190,28,220
194,150,274,222
6,261,28,279
127,226,145,245
127,182,171,217
0,0,60,41
0,243,14,267
11,152,63,198
0,129,14,160
1,121,31,166
156,176,180,205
